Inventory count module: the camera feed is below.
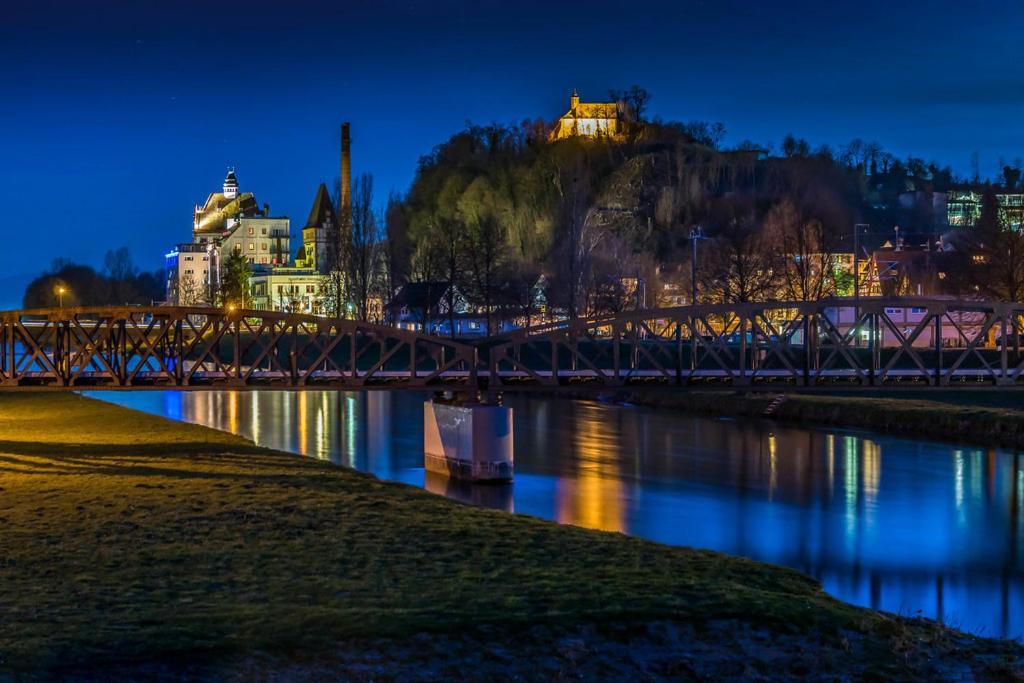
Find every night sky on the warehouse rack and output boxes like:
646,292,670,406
2,0,1022,308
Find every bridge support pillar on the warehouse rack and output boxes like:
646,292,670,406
423,395,513,482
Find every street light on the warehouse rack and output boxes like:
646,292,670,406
689,225,707,305
55,285,67,309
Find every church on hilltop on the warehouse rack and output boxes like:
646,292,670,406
551,89,622,140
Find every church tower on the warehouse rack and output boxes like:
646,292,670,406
223,168,238,199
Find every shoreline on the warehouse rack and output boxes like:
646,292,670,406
1,392,1022,679
526,386,1024,451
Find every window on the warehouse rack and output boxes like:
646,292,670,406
306,285,315,293
185,255,193,261
261,228,267,235
248,243,255,251
911,307,926,314
277,285,283,294
247,227,255,236
261,243,268,251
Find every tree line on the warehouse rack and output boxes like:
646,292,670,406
22,248,165,309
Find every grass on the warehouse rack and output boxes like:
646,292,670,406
0,392,1020,677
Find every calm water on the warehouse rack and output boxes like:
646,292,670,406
89,389,1024,638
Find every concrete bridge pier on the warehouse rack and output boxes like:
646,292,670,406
423,391,513,482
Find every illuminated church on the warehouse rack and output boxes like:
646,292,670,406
552,89,621,140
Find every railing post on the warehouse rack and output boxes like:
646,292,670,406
999,306,1012,386
934,310,944,386
675,321,683,386
737,315,748,386
232,315,242,383
613,324,621,384
802,314,811,387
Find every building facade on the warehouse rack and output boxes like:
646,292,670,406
947,190,1024,229
552,89,621,140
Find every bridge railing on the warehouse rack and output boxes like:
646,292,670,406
0,306,478,389
486,297,1024,388
4,298,1024,390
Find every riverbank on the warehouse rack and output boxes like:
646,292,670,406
572,387,1024,450
1,393,1022,680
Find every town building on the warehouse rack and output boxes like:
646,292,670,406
296,183,335,272
947,190,1024,229
192,169,264,243
249,266,324,313
165,243,217,306
551,89,621,140
220,216,290,267
166,169,325,311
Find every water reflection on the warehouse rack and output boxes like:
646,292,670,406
91,389,1024,638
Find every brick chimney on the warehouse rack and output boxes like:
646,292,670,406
340,122,351,220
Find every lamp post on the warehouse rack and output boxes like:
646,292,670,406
689,225,707,305
56,285,66,309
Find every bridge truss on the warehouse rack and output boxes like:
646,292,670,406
0,307,477,390
488,297,1024,388
2,298,1024,390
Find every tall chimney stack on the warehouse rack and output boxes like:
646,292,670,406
340,122,351,221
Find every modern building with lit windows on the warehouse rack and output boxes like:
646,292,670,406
946,190,1024,229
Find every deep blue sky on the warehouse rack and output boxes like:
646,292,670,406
2,0,1023,307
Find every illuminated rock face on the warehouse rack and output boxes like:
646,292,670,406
553,89,621,140
423,400,514,482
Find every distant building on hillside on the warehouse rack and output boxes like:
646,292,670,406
551,89,621,140
947,190,1024,229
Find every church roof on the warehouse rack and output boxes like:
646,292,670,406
564,101,618,120
304,183,336,230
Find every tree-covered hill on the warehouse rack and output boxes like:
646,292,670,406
386,114,967,323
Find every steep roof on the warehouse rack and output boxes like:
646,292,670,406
566,101,618,119
304,183,336,230
387,282,451,311
194,192,261,234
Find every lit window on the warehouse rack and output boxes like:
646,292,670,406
261,243,268,251
248,243,255,251
248,227,254,236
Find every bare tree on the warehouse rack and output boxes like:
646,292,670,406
345,174,383,321
700,214,778,303
976,191,1024,301
608,85,652,122
765,199,837,301
461,214,507,335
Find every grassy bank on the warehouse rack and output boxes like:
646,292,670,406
583,387,1024,449
0,393,1021,679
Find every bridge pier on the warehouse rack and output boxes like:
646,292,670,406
423,391,513,482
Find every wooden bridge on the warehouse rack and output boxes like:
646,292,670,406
3,297,1024,390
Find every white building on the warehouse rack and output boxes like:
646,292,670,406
165,169,333,313
165,243,218,305
250,267,325,314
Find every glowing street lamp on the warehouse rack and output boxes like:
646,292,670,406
55,285,67,309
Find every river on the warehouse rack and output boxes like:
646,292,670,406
88,389,1024,638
